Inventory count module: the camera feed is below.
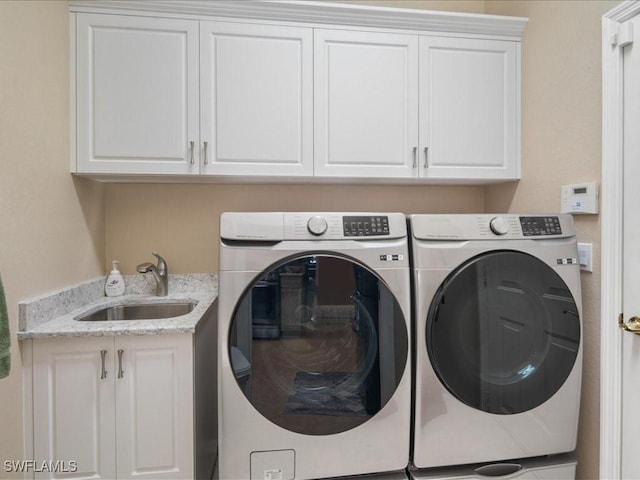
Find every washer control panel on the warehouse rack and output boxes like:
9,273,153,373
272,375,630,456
343,216,390,237
519,216,563,236
489,217,510,236
307,215,329,236
222,212,406,240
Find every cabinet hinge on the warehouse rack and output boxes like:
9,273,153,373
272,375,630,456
611,21,634,48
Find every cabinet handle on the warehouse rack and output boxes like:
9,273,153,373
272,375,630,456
117,349,124,379
412,147,417,168
189,141,195,165
203,141,208,165
100,350,108,380
424,147,429,168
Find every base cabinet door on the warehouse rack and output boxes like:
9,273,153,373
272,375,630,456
32,335,193,480
33,337,116,480
418,36,519,180
115,335,193,479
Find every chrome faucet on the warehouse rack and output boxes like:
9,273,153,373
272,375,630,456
137,252,168,296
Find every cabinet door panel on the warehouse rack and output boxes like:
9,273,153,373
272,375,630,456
419,36,518,179
33,338,115,480
116,335,193,479
76,14,199,174
201,22,313,176
314,29,419,178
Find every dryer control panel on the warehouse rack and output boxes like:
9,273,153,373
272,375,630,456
343,216,390,237
410,214,575,240
520,216,563,236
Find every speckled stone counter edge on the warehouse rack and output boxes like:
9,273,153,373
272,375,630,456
18,274,218,339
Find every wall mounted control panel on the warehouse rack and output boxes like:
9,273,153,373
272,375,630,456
561,182,598,214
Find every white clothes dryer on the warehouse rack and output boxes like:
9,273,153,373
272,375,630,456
409,214,582,469
217,212,412,480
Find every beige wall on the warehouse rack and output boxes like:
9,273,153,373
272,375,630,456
105,184,484,274
0,1,105,475
485,1,619,478
0,1,619,479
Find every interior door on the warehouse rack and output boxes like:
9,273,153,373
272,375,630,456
620,13,640,478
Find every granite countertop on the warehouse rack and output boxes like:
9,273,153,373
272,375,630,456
17,273,218,339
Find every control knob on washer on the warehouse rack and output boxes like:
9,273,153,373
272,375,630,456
307,215,328,236
489,217,509,236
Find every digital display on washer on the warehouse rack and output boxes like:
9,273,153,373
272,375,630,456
519,216,562,236
343,216,389,236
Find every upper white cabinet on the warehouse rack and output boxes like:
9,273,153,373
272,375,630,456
419,36,518,180
75,14,312,177
314,30,518,180
76,14,200,175
70,1,526,183
200,22,313,177
314,29,418,178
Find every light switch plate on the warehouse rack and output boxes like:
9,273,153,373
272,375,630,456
577,242,593,272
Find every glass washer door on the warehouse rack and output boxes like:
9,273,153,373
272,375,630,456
427,250,580,415
229,253,408,435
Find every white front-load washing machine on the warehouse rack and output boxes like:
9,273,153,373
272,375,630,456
217,212,412,480
409,214,582,469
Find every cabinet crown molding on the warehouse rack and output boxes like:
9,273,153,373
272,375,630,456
69,0,527,39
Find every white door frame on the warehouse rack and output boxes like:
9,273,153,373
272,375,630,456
600,2,640,478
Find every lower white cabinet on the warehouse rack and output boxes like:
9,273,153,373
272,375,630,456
32,334,194,480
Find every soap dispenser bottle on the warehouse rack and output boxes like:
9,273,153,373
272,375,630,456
105,260,125,297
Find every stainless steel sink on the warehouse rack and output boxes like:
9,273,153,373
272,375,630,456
76,302,196,321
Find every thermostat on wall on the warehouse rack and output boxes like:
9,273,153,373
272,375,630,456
561,182,598,214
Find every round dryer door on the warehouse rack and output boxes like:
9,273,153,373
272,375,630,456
228,254,408,435
427,250,580,415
